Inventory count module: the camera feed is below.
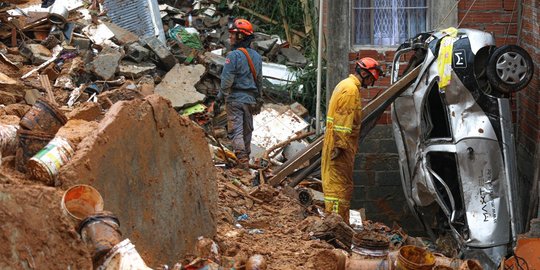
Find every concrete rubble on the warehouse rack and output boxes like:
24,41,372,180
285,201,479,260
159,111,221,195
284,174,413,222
2,0,534,270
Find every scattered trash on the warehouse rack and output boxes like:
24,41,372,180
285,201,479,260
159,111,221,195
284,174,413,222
248,229,264,234
236,213,249,221
28,136,75,185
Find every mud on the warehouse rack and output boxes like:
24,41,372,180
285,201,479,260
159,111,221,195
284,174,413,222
0,184,92,269
214,169,335,270
58,95,217,267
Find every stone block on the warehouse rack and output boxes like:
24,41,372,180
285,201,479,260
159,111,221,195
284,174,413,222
71,37,91,51
143,37,176,70
125,42,150,63
89,46,123,80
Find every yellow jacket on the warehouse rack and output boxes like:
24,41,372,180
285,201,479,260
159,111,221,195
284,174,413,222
321,75,362,220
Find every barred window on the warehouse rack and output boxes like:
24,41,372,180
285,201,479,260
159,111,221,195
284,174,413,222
353,0,429,46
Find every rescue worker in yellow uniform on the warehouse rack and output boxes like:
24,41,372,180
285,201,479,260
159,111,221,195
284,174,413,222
322,57,383,223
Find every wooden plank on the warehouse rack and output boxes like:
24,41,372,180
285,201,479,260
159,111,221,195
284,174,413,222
278,0,292,43
268,66,422,187
39,74,57,106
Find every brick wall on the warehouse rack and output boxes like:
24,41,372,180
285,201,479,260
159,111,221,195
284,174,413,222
516,0,540,224
345,0,527,234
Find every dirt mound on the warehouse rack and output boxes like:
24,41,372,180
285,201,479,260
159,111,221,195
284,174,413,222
0,183,92,269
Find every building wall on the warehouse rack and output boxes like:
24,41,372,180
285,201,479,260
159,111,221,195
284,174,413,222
516,0,540,226
344,0,537,234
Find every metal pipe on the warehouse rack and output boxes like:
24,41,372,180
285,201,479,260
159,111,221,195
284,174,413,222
315,0,324,135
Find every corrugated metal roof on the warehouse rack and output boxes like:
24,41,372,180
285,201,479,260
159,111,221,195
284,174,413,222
103,0,166,43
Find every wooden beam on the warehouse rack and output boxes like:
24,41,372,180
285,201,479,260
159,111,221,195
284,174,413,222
277,0,292,43
39,74,58,106
268,66,422,187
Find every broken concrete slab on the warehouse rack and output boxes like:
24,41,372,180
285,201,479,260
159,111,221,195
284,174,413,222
118,61,156,79
143,37,176,70
58,95,217,266
88,46,123,80
279,47,307,67
20,44,52,65
255,38,278,53
155,64,206,109
103,22,139,45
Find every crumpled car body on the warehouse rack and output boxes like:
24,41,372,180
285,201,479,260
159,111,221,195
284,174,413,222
390,28,534,268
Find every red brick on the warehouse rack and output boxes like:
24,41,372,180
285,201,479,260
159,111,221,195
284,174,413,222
357,50,384,59
458,12,516,24
458,0,503,10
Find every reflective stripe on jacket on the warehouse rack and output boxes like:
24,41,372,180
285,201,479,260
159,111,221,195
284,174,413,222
321,74,362,204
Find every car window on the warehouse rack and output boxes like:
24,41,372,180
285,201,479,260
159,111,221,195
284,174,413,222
422,83,451,139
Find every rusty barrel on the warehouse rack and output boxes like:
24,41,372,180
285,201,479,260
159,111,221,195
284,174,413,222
20,99,67,134
396,246,435,270
77,211,122,267
15,129,55,172
28,137,74,185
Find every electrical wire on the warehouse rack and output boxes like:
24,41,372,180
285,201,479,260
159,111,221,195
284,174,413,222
503,0,519,45
434,0,461,30
458,0,479,28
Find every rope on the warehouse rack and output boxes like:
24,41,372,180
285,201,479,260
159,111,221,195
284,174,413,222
503,0,519,45
435,0,461,30
458,0,479,28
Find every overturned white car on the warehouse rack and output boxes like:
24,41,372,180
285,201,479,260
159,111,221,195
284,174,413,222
391,28,534,268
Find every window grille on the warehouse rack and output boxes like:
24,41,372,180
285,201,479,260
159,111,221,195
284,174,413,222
353,0,428,46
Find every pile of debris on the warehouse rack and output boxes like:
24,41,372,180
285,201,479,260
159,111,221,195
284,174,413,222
4,1,538,270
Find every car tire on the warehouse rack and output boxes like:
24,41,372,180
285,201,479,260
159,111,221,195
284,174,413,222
487,45,534,93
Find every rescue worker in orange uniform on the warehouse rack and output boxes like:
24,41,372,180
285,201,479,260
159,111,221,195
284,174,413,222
321,57,383,223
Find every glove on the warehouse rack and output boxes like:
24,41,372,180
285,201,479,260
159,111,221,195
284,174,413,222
330,148,342,160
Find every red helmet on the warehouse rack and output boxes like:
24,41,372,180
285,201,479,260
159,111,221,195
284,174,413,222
356,57,383,81
229,19,254,36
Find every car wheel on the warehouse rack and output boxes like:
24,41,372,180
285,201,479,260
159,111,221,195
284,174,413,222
487,45,534,93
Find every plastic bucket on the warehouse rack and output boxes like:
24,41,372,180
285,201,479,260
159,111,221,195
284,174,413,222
396,246,435,270
20,99,67,134
16,129,55,172
0,124,18,156
62,185,104,221
28,137,74,185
